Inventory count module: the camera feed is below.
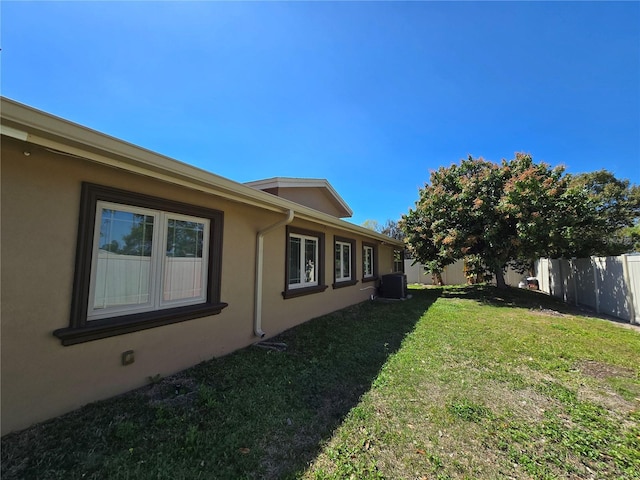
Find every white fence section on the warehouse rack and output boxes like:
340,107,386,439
94,252,151,307
535,255,639,324
404,259,523,287
405,259,465,285
94,252,203,307
405,254,640,324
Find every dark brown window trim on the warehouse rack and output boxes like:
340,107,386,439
332,279,359,289
54,182,227,346
284,226,325,299
54,303,228,346
282,284,329,299
361,275,378,284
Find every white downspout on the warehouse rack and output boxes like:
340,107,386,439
254,209,295,337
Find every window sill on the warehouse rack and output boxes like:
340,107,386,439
362,276,378,283
332,279,359,289
53,302,228,346
282,285,328,299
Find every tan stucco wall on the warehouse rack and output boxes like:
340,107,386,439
269,187,345,218
0,137,397,435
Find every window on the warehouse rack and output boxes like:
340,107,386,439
54,183,227,345
393,249,405,273
362,242,377,282
89,203,208,318
289,233,318,288
333,236,357,288
283,226,327,298
335,241,351,281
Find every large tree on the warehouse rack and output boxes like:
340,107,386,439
566,170,640,256
401,154,639,288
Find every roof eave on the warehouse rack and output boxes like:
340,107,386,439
0,97,403,247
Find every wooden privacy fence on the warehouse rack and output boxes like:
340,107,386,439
536,255,639,324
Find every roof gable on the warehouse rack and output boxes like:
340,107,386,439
244,177,353,218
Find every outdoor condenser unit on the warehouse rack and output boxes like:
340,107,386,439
380,273,407,299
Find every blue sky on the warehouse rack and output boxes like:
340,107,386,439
2,1,639,226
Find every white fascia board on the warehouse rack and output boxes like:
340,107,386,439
246,177,327,189
0,124,29,141
0,97,400,247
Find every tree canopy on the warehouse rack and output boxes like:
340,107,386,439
401,154,639,288
362,219,405,242
566,170,640,256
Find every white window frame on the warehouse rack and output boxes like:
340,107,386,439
363,244,375,278
393,249,404,273
288,232,319,289
335,240,352,282
88,201,210,321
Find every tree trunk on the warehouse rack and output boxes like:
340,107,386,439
433,272,444,286
494,267,507,289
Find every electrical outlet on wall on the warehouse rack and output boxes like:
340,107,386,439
121,350,135,366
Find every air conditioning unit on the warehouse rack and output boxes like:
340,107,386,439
380,273,407,299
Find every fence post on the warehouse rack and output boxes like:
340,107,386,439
591,257,600,314
544,258,551,294
571,258,578,306
621,254,637,324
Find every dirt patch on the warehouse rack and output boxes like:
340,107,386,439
573,360,638,412
576,360,635,380
563,307,640,332
141,373,199,408
529,307,565,317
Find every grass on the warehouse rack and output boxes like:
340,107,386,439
2,285,639,479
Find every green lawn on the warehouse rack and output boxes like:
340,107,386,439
2,286,639,479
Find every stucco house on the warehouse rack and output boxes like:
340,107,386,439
0,97,405,435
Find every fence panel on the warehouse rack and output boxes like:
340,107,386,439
443,259,467,285
93,253,203,307
504,267,525,287
94,252,151,307
404,259,525,287
405,260,428,284
537,254,639,324
594,256,632,322
626,256,640,323
558,259,574,304
548,259,564,299
573,258,596,310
